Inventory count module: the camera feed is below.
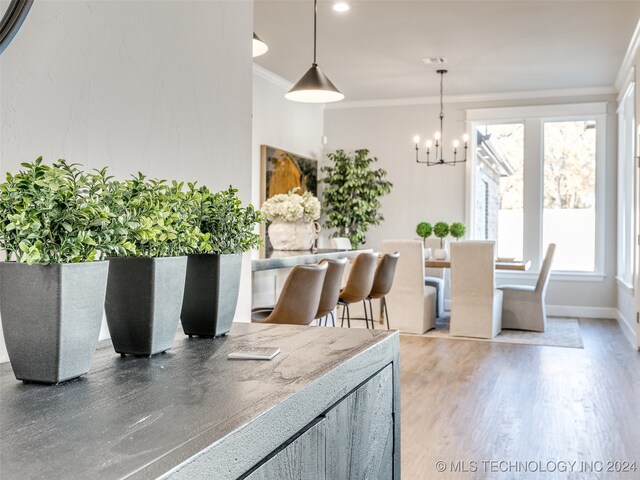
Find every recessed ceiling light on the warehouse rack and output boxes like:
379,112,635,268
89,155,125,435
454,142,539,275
333,2,350,12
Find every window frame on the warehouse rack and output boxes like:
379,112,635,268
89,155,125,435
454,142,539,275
465,102,607,279
616,74,636,292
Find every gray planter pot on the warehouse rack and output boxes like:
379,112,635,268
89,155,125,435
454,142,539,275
0,261,109,384
105,256,187,356
181,253,242,337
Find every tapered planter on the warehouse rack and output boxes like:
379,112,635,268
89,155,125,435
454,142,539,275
181,253,242,337
0,261,109,384
105,256,187,356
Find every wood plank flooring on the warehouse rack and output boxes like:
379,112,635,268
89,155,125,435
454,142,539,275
400,319,640,479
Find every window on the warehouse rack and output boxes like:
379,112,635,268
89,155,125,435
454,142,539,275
474,123,524,259
617,81,635,287
543,120,597,271
467,103,606,275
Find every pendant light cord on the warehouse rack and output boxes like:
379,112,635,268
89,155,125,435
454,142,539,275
439,70,445,149
313,0,317,66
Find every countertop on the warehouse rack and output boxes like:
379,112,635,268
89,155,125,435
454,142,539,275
251,248,371,272
0,323,398,480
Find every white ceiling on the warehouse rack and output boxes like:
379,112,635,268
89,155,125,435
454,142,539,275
254,0,640,101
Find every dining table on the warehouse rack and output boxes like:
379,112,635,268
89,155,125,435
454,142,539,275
425,259,531,271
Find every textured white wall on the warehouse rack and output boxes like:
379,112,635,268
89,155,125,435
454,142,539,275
324,94,619,311
0,0,253,362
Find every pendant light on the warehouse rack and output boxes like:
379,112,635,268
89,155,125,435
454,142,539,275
285,0,344,103
253,32,268,58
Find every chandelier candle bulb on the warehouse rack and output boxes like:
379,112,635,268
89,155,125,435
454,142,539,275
413,135,420,145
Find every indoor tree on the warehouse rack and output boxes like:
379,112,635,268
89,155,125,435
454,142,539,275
321,149,392,248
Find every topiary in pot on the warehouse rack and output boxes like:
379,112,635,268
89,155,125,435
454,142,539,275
416,222,432,247
433,221,450,259
450,222,466,241
321,149,392,249
181,185,263,338
103,174,204,357
0,158,122,383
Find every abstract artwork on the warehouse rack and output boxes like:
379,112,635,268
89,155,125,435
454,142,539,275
260,145,318,202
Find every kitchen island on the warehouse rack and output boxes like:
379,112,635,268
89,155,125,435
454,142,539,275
0,323,400,479
251,248,370,272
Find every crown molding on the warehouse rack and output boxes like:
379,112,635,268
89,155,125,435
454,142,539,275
252,63,292,90
615,18,640,92
325,86,617,110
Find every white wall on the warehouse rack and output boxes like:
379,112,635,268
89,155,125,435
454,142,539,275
324,93,619,312
0,0,253,362
251,65,325,307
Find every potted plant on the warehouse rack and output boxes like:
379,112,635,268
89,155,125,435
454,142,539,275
433,221,450,260
261,188,321,250
104,175,202,357
416,222,433,247
0,158,120,383
321,149,392,248
450,222,466,241
181,186,262,337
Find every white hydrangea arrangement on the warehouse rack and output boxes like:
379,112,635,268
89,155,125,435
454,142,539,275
261,189,321,223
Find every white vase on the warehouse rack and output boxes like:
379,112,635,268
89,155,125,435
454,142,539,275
268,219,320,251
434,248,447,260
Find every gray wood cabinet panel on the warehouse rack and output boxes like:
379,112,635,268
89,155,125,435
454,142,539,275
244,419,326,480
326,365,394,480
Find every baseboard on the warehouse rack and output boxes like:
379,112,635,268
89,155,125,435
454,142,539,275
545,305,617,319
614,308,638,349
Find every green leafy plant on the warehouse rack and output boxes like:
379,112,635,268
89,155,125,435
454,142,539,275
416,222,432,246
321,149,392,248
106,174,203,257
191,185,263,254
0,158,128,265
433,221,450,248
450,222,466,241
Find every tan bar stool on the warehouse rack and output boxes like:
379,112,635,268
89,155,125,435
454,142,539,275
337,252,378,328
365,252,400,330
252,262,328,326
315,258,348,327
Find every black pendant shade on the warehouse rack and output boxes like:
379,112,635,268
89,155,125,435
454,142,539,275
285,64,344,103
286,0,344,103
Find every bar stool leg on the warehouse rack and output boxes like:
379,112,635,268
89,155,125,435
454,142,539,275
330,311,335,327
362,300,370,329
346,303,351,328
383,297,390,329
367,299,375,330
341,304,345,328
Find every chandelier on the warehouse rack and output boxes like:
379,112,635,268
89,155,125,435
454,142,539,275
414,70,468,166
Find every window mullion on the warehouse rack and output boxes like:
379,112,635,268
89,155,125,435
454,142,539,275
523,118,543,271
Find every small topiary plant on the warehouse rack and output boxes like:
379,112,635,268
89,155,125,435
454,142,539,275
0,158,126,264
416,222,432,246
433,221,450,249
190,184,263,255
450,222,466,241
104,174,204,258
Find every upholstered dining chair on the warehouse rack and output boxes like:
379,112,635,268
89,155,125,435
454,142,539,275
338,252,378,328
315,257,348,327
382,240,437,334
365,252,400,330
423,237,445,318
251,262,327,326
498,243,556,332
450,241,503,339
330,237,352,250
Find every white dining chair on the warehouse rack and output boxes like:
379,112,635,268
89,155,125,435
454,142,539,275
450,241,502,339
423,237,445,318
382,240,437,334
330,237,352,250
498,243,556,332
